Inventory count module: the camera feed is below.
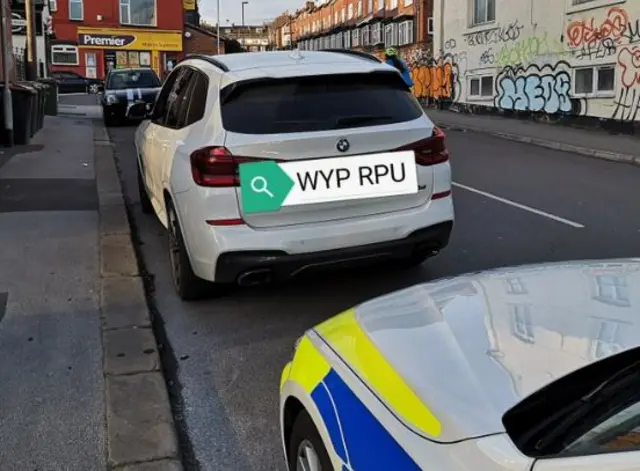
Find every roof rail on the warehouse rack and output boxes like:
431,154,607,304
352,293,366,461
320,48,381,63
182,54,230,72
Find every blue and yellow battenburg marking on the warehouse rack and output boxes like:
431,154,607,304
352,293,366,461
284,309,442,470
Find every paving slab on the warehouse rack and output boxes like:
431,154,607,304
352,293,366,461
106,372,180,467
103,327,160,375
101,276,151,330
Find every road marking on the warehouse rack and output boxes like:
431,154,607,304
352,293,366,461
452,182,585,228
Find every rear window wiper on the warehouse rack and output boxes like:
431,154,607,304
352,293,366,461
333,115,393,128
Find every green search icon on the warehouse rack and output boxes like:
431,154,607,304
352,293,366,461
250,176,274,198
239,160,294,214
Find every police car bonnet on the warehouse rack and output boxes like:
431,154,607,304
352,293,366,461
80,34,136,47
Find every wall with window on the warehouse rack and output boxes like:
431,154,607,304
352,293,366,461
52,0,184,38
432,0,640,123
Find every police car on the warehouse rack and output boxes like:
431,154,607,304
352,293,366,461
279,259,640,471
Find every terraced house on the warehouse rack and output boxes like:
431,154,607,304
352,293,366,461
434,0,640,126
287,0,434,62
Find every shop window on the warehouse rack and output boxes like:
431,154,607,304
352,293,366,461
85,52,97,79
69,0,83,20
51,45,79,65
120,0,156,27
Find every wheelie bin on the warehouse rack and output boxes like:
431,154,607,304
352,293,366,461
0,84,36,145
17,82,39,137
38,77,58,116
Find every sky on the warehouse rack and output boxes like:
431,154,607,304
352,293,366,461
198,0,303,26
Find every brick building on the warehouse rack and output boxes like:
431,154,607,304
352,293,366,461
50,0,185,80
289,0,434,61
183,23,225,56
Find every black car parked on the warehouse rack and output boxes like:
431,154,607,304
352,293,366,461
52,71,103,94
99,67,162,127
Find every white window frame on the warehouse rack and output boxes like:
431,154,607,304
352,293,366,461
341,8,346,22
591,319,623,359
51,44,79,65
428,17,434,34
371,23,381,44
510,304,535,343
472,0,495,26
49,0,58,11
357,0,362,17
348,4,354,19
390,0,398,8
468,74,494,99
368,0,373,13
361,25,370,46
120,0,157,27
378,0,385,10
343,30,351,48
573,65,616,98
352,28,360,47
398,19,413,45
68,0,83,20
384,23,398,46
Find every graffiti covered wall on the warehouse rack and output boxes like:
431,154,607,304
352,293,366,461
427,0,640,123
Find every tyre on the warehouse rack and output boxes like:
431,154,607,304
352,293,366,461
137,164,153,214
103,110,117,127
166,201,210,300
288,410,333,471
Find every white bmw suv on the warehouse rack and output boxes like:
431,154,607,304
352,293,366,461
133,50,454,300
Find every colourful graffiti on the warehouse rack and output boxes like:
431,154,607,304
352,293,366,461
496,33,569,68
613,46,640,122
566,7,629,48
495,62,576,114
618,46,640,89
410,61,454,100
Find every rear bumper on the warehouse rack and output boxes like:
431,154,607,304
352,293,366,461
214,221,452,283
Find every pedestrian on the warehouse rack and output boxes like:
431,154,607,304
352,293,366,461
384,47,414,89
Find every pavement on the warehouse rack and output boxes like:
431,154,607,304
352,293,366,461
424,108,640,166
0,106,181,470
58,93,103,119
106,116,640,471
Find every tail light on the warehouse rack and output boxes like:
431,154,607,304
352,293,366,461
399,127,450,166
190,146,277,187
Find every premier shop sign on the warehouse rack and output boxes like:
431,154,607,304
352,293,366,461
79,34,136,48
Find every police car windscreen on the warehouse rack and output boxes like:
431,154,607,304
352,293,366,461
220,72,423,134
107,70,160,90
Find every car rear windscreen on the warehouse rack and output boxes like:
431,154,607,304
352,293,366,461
220,72,424,134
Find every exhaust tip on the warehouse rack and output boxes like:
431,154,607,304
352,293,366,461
237,268,273,287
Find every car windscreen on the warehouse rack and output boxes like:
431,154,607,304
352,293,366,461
502,346,640,458
107,70,160,90
220,72,424,134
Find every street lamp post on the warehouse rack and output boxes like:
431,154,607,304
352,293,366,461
241,1,248,27
216,0,220,54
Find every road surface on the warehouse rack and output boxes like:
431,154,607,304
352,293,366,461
108,124,640,471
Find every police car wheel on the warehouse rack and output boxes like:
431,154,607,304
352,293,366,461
288,410,333,471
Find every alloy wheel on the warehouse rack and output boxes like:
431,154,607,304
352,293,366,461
89,83,99,94
296,440,322,471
